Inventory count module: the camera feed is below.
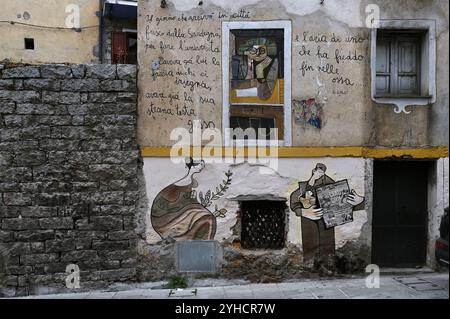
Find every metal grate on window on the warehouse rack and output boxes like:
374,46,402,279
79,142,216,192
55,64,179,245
240,200,286,250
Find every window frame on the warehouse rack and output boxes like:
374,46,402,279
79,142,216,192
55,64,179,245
222,21,292,146
375,31,423,98
370,20,436,114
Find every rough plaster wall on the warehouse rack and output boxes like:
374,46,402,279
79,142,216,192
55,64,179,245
426,158,449,267
137,0,374,147
171,0,365,28
143,157,368,251
432,28,449,147
138,0,448,148
364,0,449,147
444,158,449,209
0,0,100,64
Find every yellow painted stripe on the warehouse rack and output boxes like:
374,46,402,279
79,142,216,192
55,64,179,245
141,147,448,159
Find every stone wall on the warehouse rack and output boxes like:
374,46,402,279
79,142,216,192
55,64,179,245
0,63,139,296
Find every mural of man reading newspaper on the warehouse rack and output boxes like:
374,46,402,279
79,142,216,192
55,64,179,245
290,163,365,262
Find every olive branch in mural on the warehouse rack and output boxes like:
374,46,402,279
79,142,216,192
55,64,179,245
199,170,233,218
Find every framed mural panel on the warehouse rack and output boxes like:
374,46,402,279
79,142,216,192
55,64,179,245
222,21,292,146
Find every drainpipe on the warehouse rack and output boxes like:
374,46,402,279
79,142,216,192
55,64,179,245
99,0,104,63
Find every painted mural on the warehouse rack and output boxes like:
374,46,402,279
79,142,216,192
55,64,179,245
290,163,365,261
293,98,323,129
150,158,232,241
230,30,284,105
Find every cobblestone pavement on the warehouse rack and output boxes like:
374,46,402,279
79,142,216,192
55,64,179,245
10,272,449,299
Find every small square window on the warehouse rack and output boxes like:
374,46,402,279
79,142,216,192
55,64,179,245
240,200,286,250
370,20,436,113
24,38,34,50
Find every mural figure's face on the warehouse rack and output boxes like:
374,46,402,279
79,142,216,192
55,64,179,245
245,45,268,62
312,167,325,179
190,160,205,174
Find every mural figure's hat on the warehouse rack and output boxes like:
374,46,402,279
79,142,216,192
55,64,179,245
315,163,327,172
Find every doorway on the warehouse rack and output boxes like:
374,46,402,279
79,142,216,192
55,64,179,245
372,161,430,267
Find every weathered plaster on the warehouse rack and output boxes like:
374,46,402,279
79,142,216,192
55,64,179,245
427,158,449,268
143,157,368,253
0,0,100,64
138,0,448,148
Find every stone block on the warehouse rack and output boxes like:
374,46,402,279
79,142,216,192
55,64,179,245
2,66,40,78
39,217,73,230
86,64,116,79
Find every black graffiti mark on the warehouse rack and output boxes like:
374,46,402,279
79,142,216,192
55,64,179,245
145,25,164,39
333,89,349,95
155,15,177,26
318,63,339,75
300,61,315,77
176,105,197,117
144,44,156,54
196,55,208,65
335,49,365,64
153,69,174,77
176,67,197,77
212,57,220,66
159,41,174,54
146,103,174,116
160,58,182,66
316,46,329,59
166,28,186,38
175,77,212,92
200,96,215,106
297,32,342,44
178,13,215,23
299,45,311,56
345,35,366,43
229,10,251,19
332,76,355,86
184,92,193,103
187,28,221,41
146,103,197,117
152,68,197,78
178,40,220,53
187,119,216,133
145,92,180,105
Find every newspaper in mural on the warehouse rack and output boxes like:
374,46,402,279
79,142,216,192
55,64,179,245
289,163,365,261
316,179,354,228
150,158,231,241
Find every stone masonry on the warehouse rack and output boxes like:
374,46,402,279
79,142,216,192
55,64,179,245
0,63,139,297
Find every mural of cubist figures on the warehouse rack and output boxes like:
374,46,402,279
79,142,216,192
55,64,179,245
230,34,284,105
151,158,217,240
290,163,365,262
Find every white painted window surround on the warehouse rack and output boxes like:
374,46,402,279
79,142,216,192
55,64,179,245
371,20,436,114
222,21,292,146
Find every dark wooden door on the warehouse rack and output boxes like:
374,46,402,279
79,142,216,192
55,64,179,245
111,32,128,64
372,161,429,267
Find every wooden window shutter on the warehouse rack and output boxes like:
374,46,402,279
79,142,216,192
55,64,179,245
111,32,128,64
